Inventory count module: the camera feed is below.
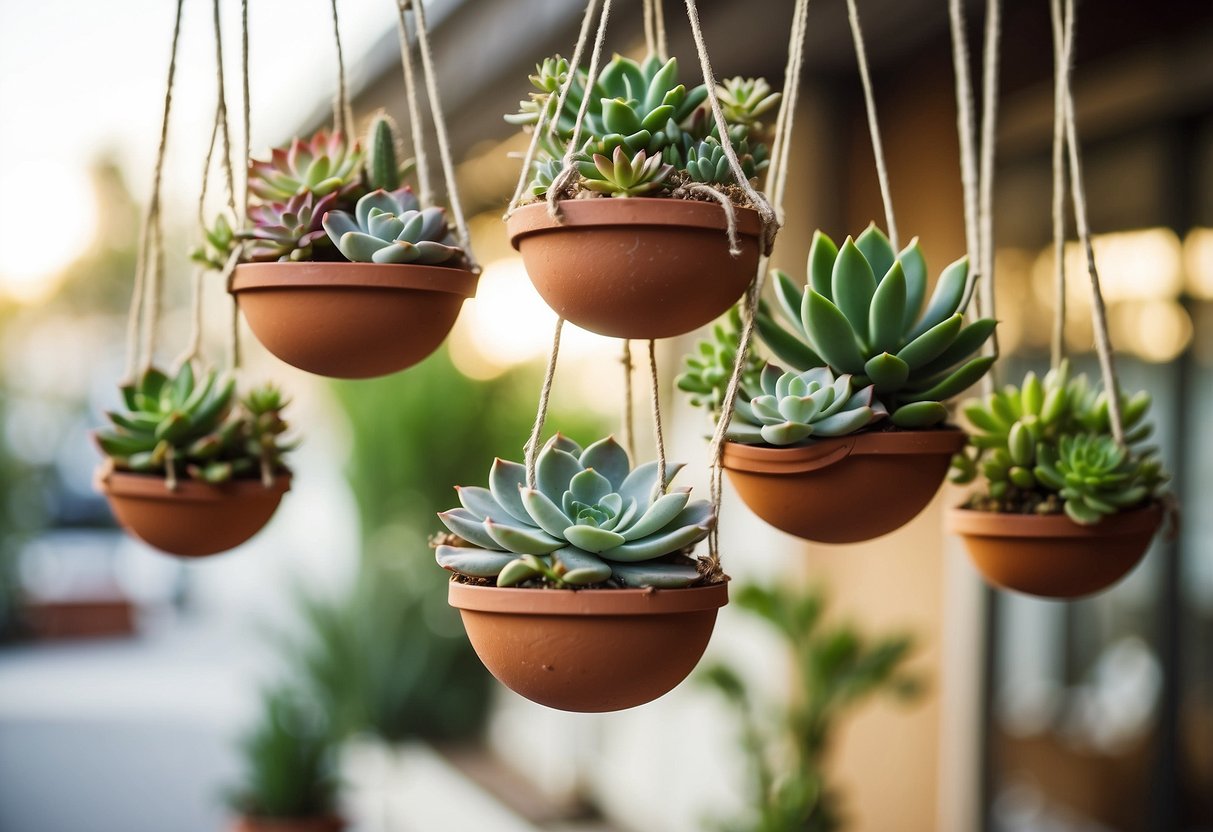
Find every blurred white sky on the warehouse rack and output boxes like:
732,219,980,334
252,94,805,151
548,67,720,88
0,0,403,293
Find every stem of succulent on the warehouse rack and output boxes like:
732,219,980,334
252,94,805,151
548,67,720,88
844,0,898,252
524,318,565,489
124,0,185,383
546,0,614,221
682,0,778,251
648,340,668,501
412,0,477,264
1054,0,1126,447
395,0,434,208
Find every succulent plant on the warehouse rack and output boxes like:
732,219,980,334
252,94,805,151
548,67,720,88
950,362,1165,521
248,129,364,203
528,157,565,197
364,112,416,193
191,213,239,271
715,76,781,131
676,305,763,414
1035,434,1165,525
96,364,294,489
322,188,462,265
435,435,715,589
729,365,887,446
576,147,673,197
243,192,338,263
757,223,997,428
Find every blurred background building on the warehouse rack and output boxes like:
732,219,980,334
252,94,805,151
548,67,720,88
0,0,1210,830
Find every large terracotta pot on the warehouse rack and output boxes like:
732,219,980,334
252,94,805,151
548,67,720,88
722,429,966,544
231,262,478,379
98,470,290,557
948,504,1162,599
448,581,728,713
231,815,344,832
506,198,760,338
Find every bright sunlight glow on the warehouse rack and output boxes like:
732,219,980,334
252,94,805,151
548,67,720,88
0,164,97,304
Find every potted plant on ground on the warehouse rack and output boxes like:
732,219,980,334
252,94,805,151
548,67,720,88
227,686,344,832
679,224,996,543
93,363,295,557
505,54,779,338
947,361,1168,598
224,115,478,379
433,433,727,713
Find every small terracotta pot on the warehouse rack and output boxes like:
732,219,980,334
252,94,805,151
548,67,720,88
231,815,344,832
231,262,478,379
448,581,728,713
722,429,967,544
98,470,290,558
506,198,760,339
948,504,1162,599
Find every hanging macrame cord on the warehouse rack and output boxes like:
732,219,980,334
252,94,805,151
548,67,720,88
1049,0,1070,368
394,0,434,206
524,318,566,489
844,0,898,251
123,0,186,381
329,0,353,137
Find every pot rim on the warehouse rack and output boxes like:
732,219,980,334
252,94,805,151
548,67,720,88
231,261,478,297
947,502,1163,538
97,469,292,501
448,579,729,616
722,427,967,474
506,197,762,247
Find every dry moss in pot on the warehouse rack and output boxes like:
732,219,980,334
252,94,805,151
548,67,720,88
94,363,295,557
433,434,727,712
505,55,779,338
679,224,994,543
212,118,477,379
947,361,1170,598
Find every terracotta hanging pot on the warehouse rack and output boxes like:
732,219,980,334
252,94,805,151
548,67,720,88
230,262,478,379
448,580,728,713
722,429,966,544
948,504,1162,599
98,470,290,558
506,198,761,339
231,816,344,832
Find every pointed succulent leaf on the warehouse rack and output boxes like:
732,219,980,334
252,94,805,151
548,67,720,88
579,436,631,490
868,260,907,354
831,238,878,344
553,547,613,584
484,518,564,555
489,459,531,523
802,291,867,374
435,546,516,578
611,563,702,588
808,231,839,300
437,508,501,550
908,256,969,340
855,223,896,287
563,524,626,553
891,401,948,428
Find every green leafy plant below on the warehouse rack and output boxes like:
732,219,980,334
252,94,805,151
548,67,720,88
700,584,921,832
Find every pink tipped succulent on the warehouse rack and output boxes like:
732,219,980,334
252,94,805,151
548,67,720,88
243,192,337,262
248,129,364,203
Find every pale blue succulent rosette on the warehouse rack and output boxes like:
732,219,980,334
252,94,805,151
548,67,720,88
727,364,887,447
435,435,715,589
322,188,465,267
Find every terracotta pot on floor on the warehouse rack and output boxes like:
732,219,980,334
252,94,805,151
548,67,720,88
231,262,478,379
722,429,966,544
98,470,290,557
231,815,344,832
948,504,1162,599
506,198,760,339
449,581,728,713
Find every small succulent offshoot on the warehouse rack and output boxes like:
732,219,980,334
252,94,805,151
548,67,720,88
434,435,715,589
96,364,295,490
676,305,763,414
322,189,463,266
758,223,997,428
191,214,239,271
715,76,781,131
729,365,887,446
577,147,673,198
244,192,337,263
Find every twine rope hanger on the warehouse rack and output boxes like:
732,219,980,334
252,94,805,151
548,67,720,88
703,0,809,564
1050,0,1126,446
948,0,1003,396
394,0,434,207
123,0,186,382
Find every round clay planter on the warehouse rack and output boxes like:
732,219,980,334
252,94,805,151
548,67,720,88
97,470,290,558
231,816,344,832
448,581,728,713
506,198,761,339
722,429,967,544
948,504,1162,599
231,262,478,379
